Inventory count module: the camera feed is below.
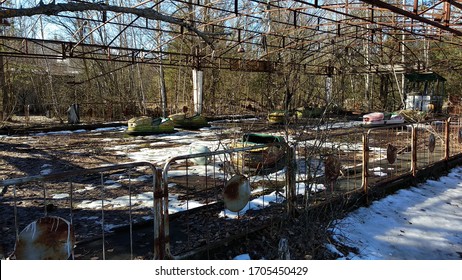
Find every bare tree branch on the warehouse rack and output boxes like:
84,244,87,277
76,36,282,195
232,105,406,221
0,1,219,47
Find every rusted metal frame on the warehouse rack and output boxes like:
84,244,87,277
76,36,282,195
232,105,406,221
162,142,292,256
0,41,30,56
162,143,290,193
0,162,157,187
445,117,451,160
68,0,159,52
99,173,106,260
162,143,286,174
247,0,393,48
294,0,452,39
127,170,133,259
0,35,181,60
444,1,451,26
180,0,330,51
286,144,297,215
362,125,411,187
362,132,369,194
0,22,451,73
154,168,172,259
358,0,462,35
259,28,358,59
2,161,159,259
413,0,419,14
417,1,444,15
363,124,412,190
411,124,418,176
0,31,319,70
12,185,19,240
455,118,461,157
448,0,462,14
106,15,141,49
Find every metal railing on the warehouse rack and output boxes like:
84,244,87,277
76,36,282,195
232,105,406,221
295,130,364,204
161,143,293,258
0,162,168,260
363,118,462,190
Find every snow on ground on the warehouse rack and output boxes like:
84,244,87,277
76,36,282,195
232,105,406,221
330,166,462,260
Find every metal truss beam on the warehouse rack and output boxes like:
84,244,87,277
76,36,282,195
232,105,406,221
358,0,462,35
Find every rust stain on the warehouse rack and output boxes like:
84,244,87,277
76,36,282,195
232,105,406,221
224,175,245,201
429,134,436,153
14,216,75,260
325,155,341,182
387,143,398,164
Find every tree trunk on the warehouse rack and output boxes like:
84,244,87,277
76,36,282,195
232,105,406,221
0,55,9,121
159,63,167,117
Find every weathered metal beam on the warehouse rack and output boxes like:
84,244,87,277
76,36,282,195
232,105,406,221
448,0,462,12
362,133,369,195
359,0,462,35
445,117,451,160
444,1,452,26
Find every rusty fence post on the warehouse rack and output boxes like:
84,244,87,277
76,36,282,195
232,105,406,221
411,125,417,176
286,144,297,216
362,133,369,194
445,117,451,161
153,169,171,259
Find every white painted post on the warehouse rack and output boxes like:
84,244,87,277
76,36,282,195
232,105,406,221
192,69,204,115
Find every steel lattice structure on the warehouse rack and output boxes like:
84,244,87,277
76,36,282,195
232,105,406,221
0,0,461,75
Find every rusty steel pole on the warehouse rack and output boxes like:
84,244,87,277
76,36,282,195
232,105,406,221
362,133,369,194
154,169,173,259
445,117,451,160
411,125,417,176
285,144,297,216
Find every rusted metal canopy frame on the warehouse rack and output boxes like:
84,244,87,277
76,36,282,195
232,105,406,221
0,32,427,77
1,0,462,77
358,0,462,35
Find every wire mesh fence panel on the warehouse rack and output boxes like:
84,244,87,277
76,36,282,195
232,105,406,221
414,120,447,169
0,162,160,260
449,117,462,158
295,130,364,207
162,142,289,259
365,125,413,186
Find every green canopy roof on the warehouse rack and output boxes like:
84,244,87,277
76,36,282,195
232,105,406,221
405,72,446,82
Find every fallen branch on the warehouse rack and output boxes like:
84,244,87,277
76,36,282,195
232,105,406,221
0,1,223,47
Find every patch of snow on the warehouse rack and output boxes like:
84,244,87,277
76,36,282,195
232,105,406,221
331,166,462,260
52,193,70,199
40,169,52,175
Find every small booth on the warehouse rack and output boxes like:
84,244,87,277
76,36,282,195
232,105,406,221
404,72,446,113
